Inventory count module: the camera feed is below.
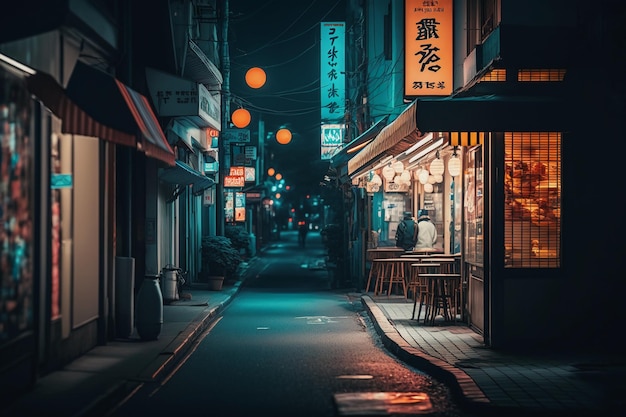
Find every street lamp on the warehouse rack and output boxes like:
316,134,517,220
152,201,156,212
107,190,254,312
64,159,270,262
275,128,292,145
245,67,266,89
231,108,251,128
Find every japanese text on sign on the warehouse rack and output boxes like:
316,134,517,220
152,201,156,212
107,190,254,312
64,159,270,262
404,0,453,97
320,22,346,121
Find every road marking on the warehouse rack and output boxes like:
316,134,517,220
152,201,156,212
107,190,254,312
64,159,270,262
295,316,349,325
257,327,270,330
334,392,433,415
336,375,374,380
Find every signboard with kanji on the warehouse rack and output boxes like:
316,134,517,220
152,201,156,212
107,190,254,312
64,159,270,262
320,22,345,122
404,0,453,97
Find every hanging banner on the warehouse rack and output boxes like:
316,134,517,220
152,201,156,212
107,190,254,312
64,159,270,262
320,22,345,122
404,0,453,97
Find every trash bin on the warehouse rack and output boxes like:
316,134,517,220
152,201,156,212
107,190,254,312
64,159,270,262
135,275,163,340
161,265,180,302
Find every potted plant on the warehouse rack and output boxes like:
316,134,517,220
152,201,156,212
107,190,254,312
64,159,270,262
225,225,251,259
200,235,243,290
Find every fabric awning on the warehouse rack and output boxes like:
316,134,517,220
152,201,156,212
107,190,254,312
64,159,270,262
159,160,214,195
25,71,137,148
330,116,389,168
65,61,175,166
348,95,571,177
348,101,421,176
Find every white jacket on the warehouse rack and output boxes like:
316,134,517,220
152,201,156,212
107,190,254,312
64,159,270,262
415,218,437,249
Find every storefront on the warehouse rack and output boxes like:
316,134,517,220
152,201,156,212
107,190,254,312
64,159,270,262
348,95,569,347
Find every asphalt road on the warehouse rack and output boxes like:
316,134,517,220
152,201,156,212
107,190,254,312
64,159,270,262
106,231,469,416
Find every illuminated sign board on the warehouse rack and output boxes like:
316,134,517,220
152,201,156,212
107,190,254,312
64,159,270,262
404,0,453,97
321,124,344,161
320,22,345,122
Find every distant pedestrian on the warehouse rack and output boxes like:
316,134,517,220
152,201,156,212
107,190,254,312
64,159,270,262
395,211,418,251
415,209,437,249
298,219,308,247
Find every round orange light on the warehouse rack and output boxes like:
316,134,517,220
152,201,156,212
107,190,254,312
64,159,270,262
275,128,292,145
275,173,283,180
231,108,251,128
245,67,266,89
267,167,275,176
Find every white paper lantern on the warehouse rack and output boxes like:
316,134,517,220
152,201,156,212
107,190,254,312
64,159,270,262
400,170,411,183
392,160,404,173
427,175,436,184
424,183,434,193
418,169,429,184
430,158,445,175
434,174,444,183
370,173,382,186
448,155,461,177
393,175,403,185
382,165,395,181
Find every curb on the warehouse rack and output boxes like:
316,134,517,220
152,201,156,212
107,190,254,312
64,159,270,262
78,282,245,417
360,295,492,415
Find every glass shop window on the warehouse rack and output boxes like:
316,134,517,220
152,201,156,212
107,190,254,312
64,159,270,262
504,132,561,268
464,146,483,265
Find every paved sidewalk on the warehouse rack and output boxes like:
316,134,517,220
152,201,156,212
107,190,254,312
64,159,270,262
362,294,625,416
1,258,261,417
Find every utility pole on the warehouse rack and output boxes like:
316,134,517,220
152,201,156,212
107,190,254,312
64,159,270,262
217,0,230,236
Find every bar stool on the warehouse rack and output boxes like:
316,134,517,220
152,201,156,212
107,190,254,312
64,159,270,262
373,258,407,297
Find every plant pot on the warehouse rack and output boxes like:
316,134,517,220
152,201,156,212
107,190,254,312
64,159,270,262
207,275,224,291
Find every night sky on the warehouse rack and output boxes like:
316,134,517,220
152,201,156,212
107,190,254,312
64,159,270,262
228,0,346,199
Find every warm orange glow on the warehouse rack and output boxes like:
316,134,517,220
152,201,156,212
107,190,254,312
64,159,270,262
275,173,283,180
231,108,251,128
275,193,281,199
267,167,275,176
245,67,266,89
275,128,292,145
404,0,453,96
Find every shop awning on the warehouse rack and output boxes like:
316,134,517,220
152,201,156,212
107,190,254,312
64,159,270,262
25,70,137,148
65,61,176,166
159,160,214,195
183,39,223,88
348,101,421,176
348,95,571,177
330,116,389,168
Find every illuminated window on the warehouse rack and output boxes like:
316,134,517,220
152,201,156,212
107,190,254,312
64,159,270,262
518,69,566,82
504,132,561,268
479,68,506,82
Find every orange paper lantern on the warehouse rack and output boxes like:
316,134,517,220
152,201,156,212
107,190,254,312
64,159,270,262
267,167,275,176
275,128,292,145
245,67,266,89
231,108,251,128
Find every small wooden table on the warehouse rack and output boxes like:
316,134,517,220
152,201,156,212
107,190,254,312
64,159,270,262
415,273,461,325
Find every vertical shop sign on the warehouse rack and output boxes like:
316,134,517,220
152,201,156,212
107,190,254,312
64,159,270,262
320,22,345,122
404,0,453,97
224,191,234,223
235,192,246,222
321,123,344,160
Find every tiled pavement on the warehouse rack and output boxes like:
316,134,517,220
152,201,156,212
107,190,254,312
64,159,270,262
362,294,625,416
